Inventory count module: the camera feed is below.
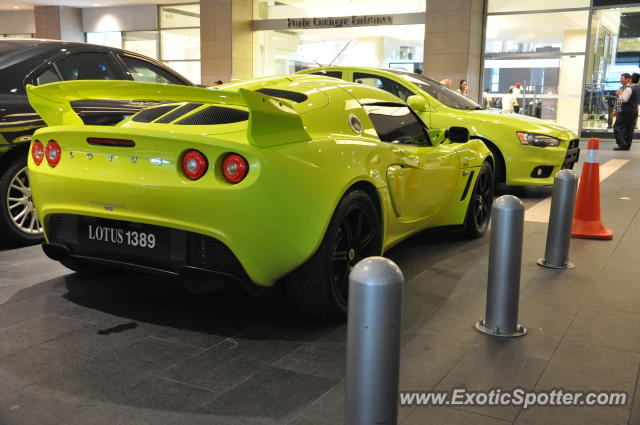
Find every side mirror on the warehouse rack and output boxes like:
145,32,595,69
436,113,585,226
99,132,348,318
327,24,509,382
407,95,427,112
445,126,469,143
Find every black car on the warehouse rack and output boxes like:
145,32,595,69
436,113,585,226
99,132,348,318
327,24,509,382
0,39,193,246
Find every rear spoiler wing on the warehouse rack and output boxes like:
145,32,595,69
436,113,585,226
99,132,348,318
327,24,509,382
26,80,310,148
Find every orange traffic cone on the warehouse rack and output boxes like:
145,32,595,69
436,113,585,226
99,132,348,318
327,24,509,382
571,138,612,240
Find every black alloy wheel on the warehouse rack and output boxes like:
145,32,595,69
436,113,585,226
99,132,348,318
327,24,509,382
286,189,381,320
464,161,494,238
329,202,380,309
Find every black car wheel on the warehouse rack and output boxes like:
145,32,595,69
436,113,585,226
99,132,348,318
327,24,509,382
0,156,44,246
463,161,494,238
286,190,381,320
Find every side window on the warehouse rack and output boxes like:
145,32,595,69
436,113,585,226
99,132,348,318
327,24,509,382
35,67,61,85
310,71,343,79
121,55,183,84
55,52,119,81
354,72,415,102
363,104,430,146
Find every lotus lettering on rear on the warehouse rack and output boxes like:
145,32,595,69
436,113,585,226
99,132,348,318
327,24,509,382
88,225,124,244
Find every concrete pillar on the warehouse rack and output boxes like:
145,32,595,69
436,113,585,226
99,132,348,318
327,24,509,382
423,0,486,101
200,0,252,86
34,6,83,42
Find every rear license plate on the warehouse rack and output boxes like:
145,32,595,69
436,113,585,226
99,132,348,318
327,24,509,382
77,217,169,262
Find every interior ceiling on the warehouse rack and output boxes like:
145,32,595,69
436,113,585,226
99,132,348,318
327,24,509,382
0,0,176,11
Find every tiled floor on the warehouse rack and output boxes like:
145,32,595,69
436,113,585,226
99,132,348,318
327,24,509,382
1,141,639,424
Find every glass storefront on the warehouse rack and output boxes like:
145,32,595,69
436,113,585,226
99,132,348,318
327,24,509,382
159,4,201,84
482,8,589,133
484,0,640,137
254,24,424,77
84,3,201,84
582,6,640,136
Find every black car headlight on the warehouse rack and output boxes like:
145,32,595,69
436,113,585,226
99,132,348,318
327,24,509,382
516,132,561,147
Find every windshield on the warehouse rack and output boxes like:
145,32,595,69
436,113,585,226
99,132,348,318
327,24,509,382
388,70,483,110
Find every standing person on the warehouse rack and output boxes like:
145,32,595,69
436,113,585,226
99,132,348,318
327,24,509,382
457,80,469,97
613,73,636,151
512,83,522,97
512,83,523,113
482,88,493,108
510,84,522,113
502,89,515,112
628,73,640,148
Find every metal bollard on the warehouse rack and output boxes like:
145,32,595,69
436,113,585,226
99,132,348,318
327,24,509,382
475,195,527,338
346,257,403,425
537,169,578,269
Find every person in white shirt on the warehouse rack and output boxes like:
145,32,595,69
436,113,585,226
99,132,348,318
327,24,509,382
511,83,522,112
502,88,515,112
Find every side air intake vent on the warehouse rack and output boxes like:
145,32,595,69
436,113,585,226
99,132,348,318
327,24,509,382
176,106,249,125
155,103,203,123
131,105,177,123
255,88,308,103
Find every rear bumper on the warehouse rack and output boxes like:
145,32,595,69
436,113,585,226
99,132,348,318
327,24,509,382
45,214,250,285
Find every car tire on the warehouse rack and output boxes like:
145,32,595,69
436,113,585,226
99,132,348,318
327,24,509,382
285,190,382,321
0,155,44,246
463,161,494,238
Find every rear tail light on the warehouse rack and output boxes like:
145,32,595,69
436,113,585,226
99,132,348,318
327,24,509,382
182,150,208,180
222,153,249,183
45,141,61,167
31,140,44,165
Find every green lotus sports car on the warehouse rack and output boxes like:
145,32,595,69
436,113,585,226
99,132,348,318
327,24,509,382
27,75,494,319
297,67,580,187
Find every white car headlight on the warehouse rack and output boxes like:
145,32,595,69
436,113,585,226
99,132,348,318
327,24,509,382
516,132,560,147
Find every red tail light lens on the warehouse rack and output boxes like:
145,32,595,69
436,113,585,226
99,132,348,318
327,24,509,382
45,141,61,167
222,153,249,183
182,150,208,180
31,140,44,165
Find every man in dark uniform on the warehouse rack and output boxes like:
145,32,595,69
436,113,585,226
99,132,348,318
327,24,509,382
628,73,640,149
614,73,637,151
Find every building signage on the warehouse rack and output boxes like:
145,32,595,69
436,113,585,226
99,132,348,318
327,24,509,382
287,15,393,29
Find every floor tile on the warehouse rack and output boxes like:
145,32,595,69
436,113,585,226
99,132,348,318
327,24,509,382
201,367,336,425
401,406,511,425
535,341,640,395
565,304,640,352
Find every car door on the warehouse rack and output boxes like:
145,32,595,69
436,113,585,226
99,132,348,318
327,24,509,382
363,103,459,221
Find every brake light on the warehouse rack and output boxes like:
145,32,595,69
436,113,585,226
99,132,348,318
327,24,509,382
222,153,248,183
45,141,61,167
182,150,208,180
31,140,44,165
